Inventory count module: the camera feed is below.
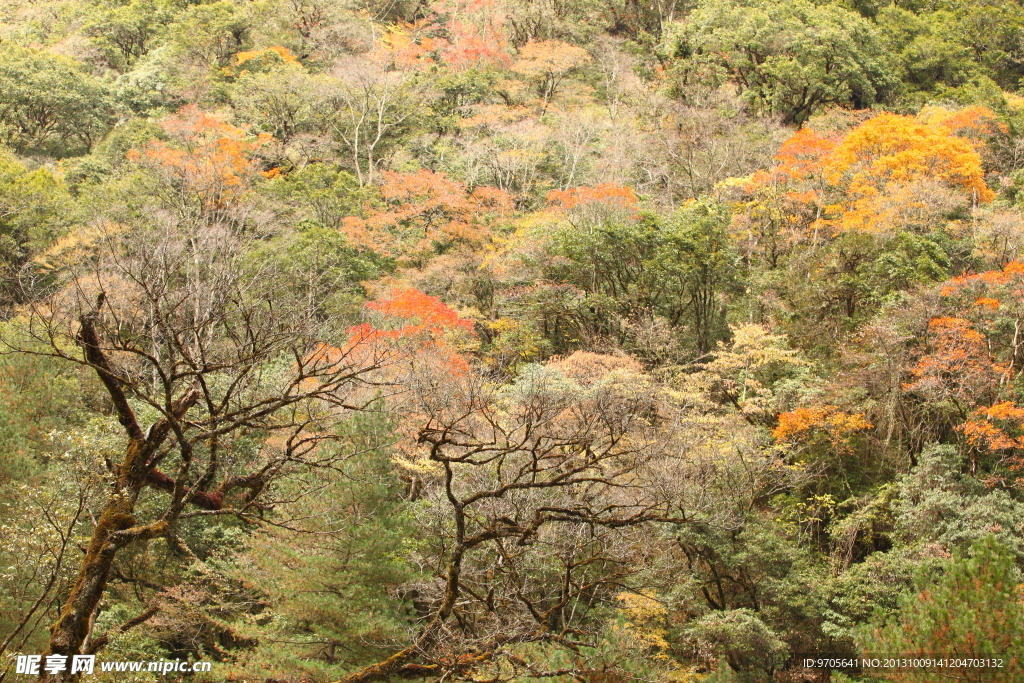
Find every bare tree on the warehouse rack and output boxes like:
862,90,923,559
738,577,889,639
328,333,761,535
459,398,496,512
3,221,396,678
337,359,693,683
637,96,787,205
0,492,84,683
321,59,428,186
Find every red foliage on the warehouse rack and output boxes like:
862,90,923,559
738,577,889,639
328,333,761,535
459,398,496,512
366,287,475,335
347,288,476,374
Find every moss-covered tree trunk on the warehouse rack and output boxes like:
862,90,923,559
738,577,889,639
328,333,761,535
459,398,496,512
41,312,198,681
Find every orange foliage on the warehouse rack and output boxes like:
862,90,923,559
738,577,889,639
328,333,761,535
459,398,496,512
905,317,1006,402
234,45,300,67
926,262,1024,483
773,406,872,450
305,289,476,383
344,170,512,259
127,106,269,215
975,297,1001,310
378,21,440,70
940,260,1024,296
440,19,511,70
959,402,1024,482
220,46,301,79
374,0,511,72
546,183,638,211
510,39,590,106
347,288,475,374
740,107,997,240
820,113,994,233
366,287,475,334
437,0,511,71
960,418,1018,452
772,127,839,183
827,114,992,198
919,105,1006,150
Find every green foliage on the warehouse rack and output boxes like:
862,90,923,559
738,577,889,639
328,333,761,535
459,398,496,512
703,655,741,682
3,1,1024,680
0,152,69,304
263,163,377,228
229,65,320,144
0,346,85,485
666,0,897,123
246,219,390,319
683,610,787,681
762,230,957,356
83,0,176,71
0,45,116,157
860,535,1024,681
165,1,253,70
823,548,938,651
875,7,980,98
224,410,421,679
895,444,1024,561
542,200,739,355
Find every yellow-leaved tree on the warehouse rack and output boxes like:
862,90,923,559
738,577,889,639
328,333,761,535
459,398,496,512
730,107,999,248
510,39,590,110
821,111,995,233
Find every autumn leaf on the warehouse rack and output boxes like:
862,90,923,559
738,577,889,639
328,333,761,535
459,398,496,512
126,105,269,217
344,169,512,261
773,405,872,451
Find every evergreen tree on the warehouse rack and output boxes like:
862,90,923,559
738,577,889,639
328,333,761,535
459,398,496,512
862,535,1024,682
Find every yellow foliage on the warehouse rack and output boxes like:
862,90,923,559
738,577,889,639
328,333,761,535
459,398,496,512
511,40,590,78
820,111,994,234
33,221,125,272
616,590,671,652
678,325,807,416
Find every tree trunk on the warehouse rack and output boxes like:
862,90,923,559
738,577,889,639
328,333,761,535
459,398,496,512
42,310,201,680
45,454,147,661
42,426,192,679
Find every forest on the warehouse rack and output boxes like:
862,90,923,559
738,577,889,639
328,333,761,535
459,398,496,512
1,0,1024,681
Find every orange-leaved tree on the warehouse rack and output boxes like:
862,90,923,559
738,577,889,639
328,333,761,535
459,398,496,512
726,126,841,262
346,287,477,375
435,0,511,71
545,183,639,228
343,169,512,262
904,317,1006,409
773,405,873,454
821,112,994,233
546,183,638,211
371,0,511,72
732,107,998,248
127,105,269,225
911,260,1024,482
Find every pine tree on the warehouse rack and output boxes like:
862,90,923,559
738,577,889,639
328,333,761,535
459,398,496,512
862,535,1024,682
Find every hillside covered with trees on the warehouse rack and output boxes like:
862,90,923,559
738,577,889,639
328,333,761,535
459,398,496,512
2,0,1024,681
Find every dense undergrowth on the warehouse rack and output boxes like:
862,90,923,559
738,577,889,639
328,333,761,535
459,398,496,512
2,1,1024,681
